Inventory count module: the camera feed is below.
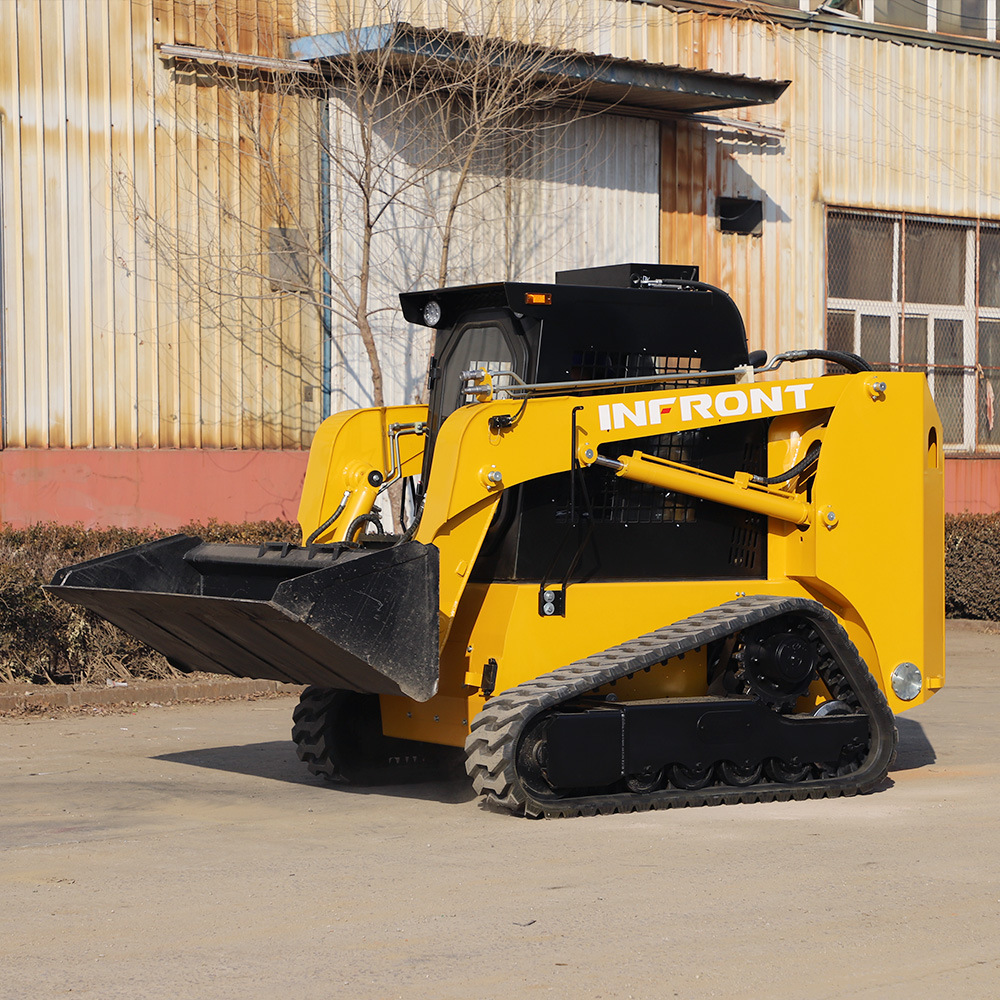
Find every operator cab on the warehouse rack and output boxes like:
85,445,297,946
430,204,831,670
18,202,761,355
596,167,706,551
399,264,765,584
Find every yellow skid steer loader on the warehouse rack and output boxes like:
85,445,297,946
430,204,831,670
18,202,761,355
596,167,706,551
49,264,944,817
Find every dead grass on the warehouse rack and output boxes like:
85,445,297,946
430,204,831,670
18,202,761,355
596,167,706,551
945,513,1000,621
0,520,299,685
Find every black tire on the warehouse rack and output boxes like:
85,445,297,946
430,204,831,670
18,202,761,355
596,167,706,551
291,687,464,785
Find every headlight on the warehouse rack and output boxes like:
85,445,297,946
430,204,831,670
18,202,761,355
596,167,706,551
422,300,442,327
890,662,922,701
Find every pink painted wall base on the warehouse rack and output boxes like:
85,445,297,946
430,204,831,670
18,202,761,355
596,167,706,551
945,459,1000,514
0,450,995,529
0,450,310,529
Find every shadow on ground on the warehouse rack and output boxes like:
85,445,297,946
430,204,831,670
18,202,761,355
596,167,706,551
155,742,476,804
154,713,936,805
892,716,937,771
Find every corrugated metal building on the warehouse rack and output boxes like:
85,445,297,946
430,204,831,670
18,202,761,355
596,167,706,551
1,0,998,526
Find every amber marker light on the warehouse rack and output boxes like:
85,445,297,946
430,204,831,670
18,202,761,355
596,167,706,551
525,292,552,305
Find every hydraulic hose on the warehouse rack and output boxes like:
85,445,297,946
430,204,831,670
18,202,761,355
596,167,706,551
305,490,352,546
398,492,426,543
762,349,873,374
346,510,385,543
750,442,822,486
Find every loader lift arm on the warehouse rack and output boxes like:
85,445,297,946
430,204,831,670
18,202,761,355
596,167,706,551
413,373,848,645
584,450,812,526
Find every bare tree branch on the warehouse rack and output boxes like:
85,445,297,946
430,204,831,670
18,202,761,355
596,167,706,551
125,0,611,411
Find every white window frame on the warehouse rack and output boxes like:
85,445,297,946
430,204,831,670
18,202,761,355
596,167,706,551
826,210,1000,454
886,0,993,39
835,0,998,40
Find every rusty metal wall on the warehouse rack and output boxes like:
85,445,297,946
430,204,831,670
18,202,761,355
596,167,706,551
5,0,1000,454
0,0,324,450
1,0,662,442
640,8,1000,382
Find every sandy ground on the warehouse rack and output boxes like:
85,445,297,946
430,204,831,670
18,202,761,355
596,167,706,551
2,623,999,1000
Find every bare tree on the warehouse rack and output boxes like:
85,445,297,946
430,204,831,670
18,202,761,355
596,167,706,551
124,0,610,414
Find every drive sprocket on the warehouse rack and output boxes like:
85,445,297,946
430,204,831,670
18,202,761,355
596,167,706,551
734,617,821,708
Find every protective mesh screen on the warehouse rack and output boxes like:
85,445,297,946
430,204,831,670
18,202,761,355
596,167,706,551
574,351,703,523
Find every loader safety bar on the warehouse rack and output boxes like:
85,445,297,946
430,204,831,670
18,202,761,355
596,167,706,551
378,422,427,496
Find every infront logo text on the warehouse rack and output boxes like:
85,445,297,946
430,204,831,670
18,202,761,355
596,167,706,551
597,383,815,432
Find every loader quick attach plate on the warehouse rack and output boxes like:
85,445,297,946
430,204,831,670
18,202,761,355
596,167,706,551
46,535,441,702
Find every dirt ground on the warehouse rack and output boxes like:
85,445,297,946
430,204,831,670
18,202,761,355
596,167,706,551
2,622,999,1000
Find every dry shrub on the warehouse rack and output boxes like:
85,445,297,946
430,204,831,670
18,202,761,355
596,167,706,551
0,520,299,685
175,518,301,546
945,513,1000,620
1,514,986,683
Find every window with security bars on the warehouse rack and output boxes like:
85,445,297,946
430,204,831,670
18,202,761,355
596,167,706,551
826,209,1000,452
571,350,702,384
798,0,997,41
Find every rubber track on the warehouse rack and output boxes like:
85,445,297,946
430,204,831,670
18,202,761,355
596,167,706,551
464,595,897,818
291,687,343,782
293,687,467,785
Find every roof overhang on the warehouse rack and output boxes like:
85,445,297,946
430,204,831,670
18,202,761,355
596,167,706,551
289,22,790,116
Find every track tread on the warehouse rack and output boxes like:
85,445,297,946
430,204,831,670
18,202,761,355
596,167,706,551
291,687,343,782
464,596,898,818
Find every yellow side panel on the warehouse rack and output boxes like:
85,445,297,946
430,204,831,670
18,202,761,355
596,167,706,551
379,694,471,747
788,375,945,715
297,405,427,543
381,371,944,745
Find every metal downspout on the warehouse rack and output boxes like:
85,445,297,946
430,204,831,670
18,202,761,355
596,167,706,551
320,91,332,420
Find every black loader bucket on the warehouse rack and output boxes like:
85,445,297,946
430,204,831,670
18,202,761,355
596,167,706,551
46,535,441,702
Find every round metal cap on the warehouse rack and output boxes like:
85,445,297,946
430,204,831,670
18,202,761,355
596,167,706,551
891,661,922,701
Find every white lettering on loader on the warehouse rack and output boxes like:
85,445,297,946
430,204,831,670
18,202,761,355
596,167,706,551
598,383,814,431
749,386,783,414
612,401,647,428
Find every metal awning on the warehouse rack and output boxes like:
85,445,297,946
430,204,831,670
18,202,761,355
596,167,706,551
289,23,790,116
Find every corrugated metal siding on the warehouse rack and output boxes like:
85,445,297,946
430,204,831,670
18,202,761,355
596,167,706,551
643,10,1000,359
520,114,660,282
5,0,1000,453
0,0,324,449
328,109,660,409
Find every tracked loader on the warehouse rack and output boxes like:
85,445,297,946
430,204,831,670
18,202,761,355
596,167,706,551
48,264,945,817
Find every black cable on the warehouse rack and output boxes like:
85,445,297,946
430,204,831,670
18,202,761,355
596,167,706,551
305,493,350,546
398,492,426,543
750,443,822,486
346,510,384,543
398,477,419,534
